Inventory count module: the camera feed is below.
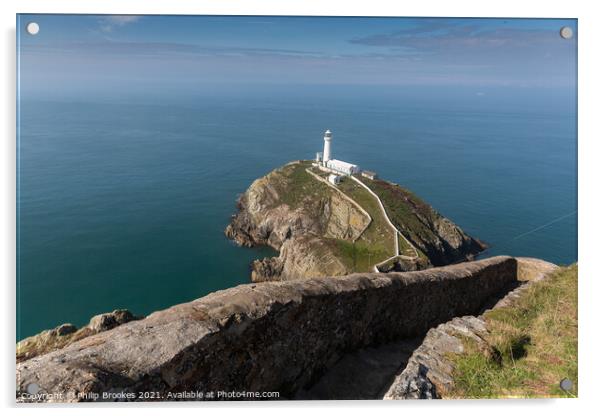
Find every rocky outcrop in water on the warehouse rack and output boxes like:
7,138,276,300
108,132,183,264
226,161,485,281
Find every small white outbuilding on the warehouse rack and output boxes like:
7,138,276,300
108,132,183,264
361,170,378,180
328,174,342,185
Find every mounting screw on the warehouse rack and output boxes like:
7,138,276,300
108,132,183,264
559,378,573,392
560,26,573,40
26,22,40,35
26,383,41,394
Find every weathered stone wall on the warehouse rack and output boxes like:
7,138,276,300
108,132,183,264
16,256,517,402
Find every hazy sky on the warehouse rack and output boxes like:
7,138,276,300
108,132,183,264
17,15,577,98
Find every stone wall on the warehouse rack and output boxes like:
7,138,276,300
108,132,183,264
16,256,517,402
383,257,559,399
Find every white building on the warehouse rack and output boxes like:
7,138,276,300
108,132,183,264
326,159,360,175
319,129,360,176
361,170,377,180
328,174,342,185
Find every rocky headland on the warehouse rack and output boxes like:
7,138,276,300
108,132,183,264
225,160,485,282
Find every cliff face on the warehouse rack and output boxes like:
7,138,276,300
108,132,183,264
226,161,485,281
250,235,351,282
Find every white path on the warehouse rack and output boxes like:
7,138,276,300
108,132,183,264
349,176,420,272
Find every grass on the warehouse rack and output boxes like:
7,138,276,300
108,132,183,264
272,161,331,208
448,264,578,398
398,234,416,256
357,176,437,253
332,239,381,272
336,176,396,264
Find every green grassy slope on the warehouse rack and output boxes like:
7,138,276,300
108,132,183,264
449,264,578,398
335,176,395,270
357,176,441,250
357,175,484,265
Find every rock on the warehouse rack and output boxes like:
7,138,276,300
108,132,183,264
325,191,370,241
88,309,138,332
53,323,77,336
250,235,353,282
16,309,142,363
375,255,430,273
384,316,488,400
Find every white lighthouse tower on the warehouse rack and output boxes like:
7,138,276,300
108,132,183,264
323,129,332,163
315,129,359,178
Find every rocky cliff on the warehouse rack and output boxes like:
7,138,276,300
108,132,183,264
226,161,485,281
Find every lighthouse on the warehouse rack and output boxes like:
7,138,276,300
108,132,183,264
323,129,332,163
316,129,360,176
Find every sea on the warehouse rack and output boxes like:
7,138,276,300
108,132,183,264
17,85,577,340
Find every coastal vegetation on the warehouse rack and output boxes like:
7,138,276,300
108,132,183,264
269,161,330,209
448,264,578,398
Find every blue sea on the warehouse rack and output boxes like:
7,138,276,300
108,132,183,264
17,86,577,340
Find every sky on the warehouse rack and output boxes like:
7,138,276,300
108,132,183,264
17,15,577,99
